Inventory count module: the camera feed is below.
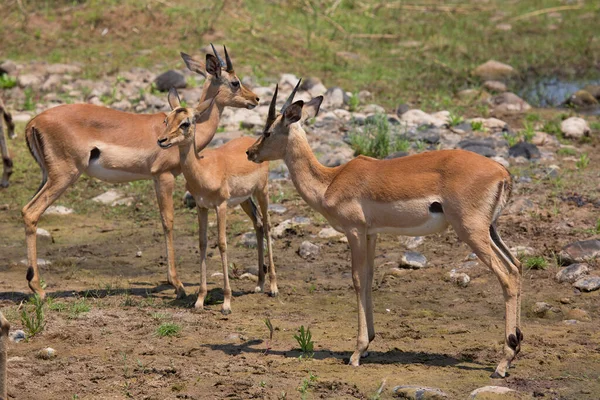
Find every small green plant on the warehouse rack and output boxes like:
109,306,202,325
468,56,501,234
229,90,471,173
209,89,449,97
525,113,541,123
264,318,274,353
23,88,36,111
294,325,314,358
348,92,360,112
349,114,407,159
297,372,318,398
20,294,45,338
0,73,17,89
590,121,600,132
156,322,181,337
502,132,519,147
69,298,91,319
521,121,536,143
470,120,484,132
523,256,547,270
448,112,464,127
542,120,561,137
47,297,67,312
576,153,590,170
557,147,576,156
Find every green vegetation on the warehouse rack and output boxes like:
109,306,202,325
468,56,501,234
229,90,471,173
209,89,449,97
448,112,464,127
156,322,181,337
557,147,576,156
69,298,92,319
470,120,484,132
20,294,45,338
523,256,548,270
2,1,599,108
576,153,590,170
0,73,17,89
349,114,409,158
293,325,314,358
297,372,318,399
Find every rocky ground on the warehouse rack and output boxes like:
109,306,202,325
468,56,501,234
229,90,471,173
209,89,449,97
1,56,600,399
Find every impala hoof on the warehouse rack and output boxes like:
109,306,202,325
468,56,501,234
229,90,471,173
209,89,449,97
490,370,506,379
221,308,232,316
254,286,264,293
269,290,279,298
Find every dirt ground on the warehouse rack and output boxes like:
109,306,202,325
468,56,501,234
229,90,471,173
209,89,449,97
1,131,600,399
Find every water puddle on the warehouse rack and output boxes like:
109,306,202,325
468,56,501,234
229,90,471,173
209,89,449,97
515,76,600,115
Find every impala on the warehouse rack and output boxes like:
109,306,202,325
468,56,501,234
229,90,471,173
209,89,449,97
158,88,277,314
21,46,259,300
246,83,522,378
0,312,8,400
0,98,15,188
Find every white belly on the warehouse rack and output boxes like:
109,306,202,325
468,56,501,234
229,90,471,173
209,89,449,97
227,195,251,207
365,198,449,236
367,212,448,236
86,160,152,183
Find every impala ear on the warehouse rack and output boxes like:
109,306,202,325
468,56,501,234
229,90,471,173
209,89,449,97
205,54,222,78
302,96,323,121
167,88,181,110
180,52,206,77
283,100,304,126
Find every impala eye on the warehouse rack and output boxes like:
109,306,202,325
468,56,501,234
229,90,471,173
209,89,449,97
232,81,240,88
180,121,191,129
264,130,271,138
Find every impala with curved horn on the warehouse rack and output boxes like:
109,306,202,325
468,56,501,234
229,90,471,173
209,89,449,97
247,82,522,378
0,98,15,188
157,87,277,314
21,45,259,300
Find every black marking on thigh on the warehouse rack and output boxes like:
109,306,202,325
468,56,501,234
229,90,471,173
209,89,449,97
429,201,443,213
508,334,519,351
3,157,12,168
90,147,101,162
26,266,34,282
263,264,268,274
516,327,523,343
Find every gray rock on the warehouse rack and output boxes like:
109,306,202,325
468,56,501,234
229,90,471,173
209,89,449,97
362,104,386,114
36,228,53,243
396,104,410,116
20,258,52,267
318,227,344,239
400,251,427,269
399,236,424,250
560,239,600,264
469,385,519,399
42,75,62,91
483,80,507,92
0,60,17,75
46,64,81,74
36,347,57,360
154,70,186,92
144,93,168,110
472,60,516,80
298,241,320,260
573,276,600,292
458,139,496,157
401,109,447,127
272,217,311,238
182,191,195,209
268,204,287,214
555,263,589,283
111,100,132,111
531,302,552,317
508,142,540,160
18,74,43,88
561,117,590,139
240,232,258,248
9,330,26,343
408,126,441,144
44,205,74,215
448,269,470,287
564,90,598,108
300,77,323,91
323,87,345,109
488,92,531,113
92,189,125,205
393,385,448,399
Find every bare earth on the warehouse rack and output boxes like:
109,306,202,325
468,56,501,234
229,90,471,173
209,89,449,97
1,136,600,400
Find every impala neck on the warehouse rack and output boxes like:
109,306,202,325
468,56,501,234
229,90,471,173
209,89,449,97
284,126,336,211
192,97,224,153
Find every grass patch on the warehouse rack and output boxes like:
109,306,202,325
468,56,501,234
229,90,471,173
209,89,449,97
20,294,45,339
349,114,409,158
293,325,314,359
523,256,548,270
69,298,92,319
156,322,181,337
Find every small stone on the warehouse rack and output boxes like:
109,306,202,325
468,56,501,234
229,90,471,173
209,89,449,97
0,60,17,75
112,197,134,207
491,156,509,168
20,258,51,267
111,100,132,111
44,205,74,216
239,232,258,248
458,139,496,157
322,87,345,109
18,74,43,88
472,60,517,80
153,70,186,92
565,308,591,322
318,227,344,239
362,104,386,114
393,385,448,399
136,251,142,258
399,251,427,269
531,302,552,317
211,272,224,278
555,263,589,284
483,80,507,92
42,75,62,91
468,117,508,133
36,228,53,243
469,385,520,399
564,90,598,108
400,109,447,128
488,92,531,113
268,204,287,214
272,218,310,238
510,246,535,257
9,330,26,343
560,297,571,304
573,276,600,292
298,241,320,260
399,236,424,250
561,117,590,139
239,272,258,282
385,267,411,278
37,347,57,360
448,270,470,287
563,319,578,325
182,191,196,209
559,239,600,264
12,113,32,123
508,142,540,160
92,189,125,205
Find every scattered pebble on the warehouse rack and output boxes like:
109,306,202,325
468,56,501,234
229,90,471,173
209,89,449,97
573,276,600,292
318,227,344,239
399,251,427,269
555,263,589,284
9,330,26,343
298,241,320,260
393,385,448,399
37,347,57,360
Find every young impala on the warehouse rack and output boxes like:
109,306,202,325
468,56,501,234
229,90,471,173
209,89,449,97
0,98,16,188
157,88,277,314
246,83,522,378
22,46,259,300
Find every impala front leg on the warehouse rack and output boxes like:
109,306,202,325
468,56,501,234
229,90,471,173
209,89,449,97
154,173,186,299
347,228,370,366
195,207,209,309
216,202,232,315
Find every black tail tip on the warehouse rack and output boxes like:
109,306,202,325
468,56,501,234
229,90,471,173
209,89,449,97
26,266,34,282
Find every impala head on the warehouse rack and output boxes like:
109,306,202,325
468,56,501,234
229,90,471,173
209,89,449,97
180,44,259,110
157,88,214,149
246,80,323,163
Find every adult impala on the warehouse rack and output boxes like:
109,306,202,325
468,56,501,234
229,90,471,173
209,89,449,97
22,46,259,300
0,98,16,187
247,83,522,378
157,88,277,314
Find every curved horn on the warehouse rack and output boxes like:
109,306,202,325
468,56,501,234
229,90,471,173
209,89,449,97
281,79,301,114
210,43,226,68
224,45,234,72
267,84,279,125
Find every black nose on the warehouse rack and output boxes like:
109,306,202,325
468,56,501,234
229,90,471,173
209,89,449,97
246,150,250,156
255,97,260,103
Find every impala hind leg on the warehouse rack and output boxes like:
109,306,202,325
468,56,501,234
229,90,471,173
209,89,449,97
347,228,370,366
240,199,266,294
216,202,232,314
154,173,186,299
0,123,11,188
195,207,209,309
454,222,521,378
256,187,278,296
22,169,81,299
365,234,377,345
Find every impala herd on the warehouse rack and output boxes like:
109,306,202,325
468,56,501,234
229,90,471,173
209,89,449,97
0,45,523,380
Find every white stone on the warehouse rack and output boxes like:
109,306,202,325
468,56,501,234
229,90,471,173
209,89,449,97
469,386,517,398
469,117,508,132
400,109,446,127
112,197,134,207
18,74,43,88
20,259,52,267
472,60,516,80
561,117,590,139
362,104,385,114
279,73,299,89
449,269,470,287
12,113,32,123
36,347,57,360
36,228,52,243
492,156,510,168
318,227,344,239
555,263,589,284
400,251,427,269
308,83,327,97
44,205,74,215
92,189,125,205
298,241,320,260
